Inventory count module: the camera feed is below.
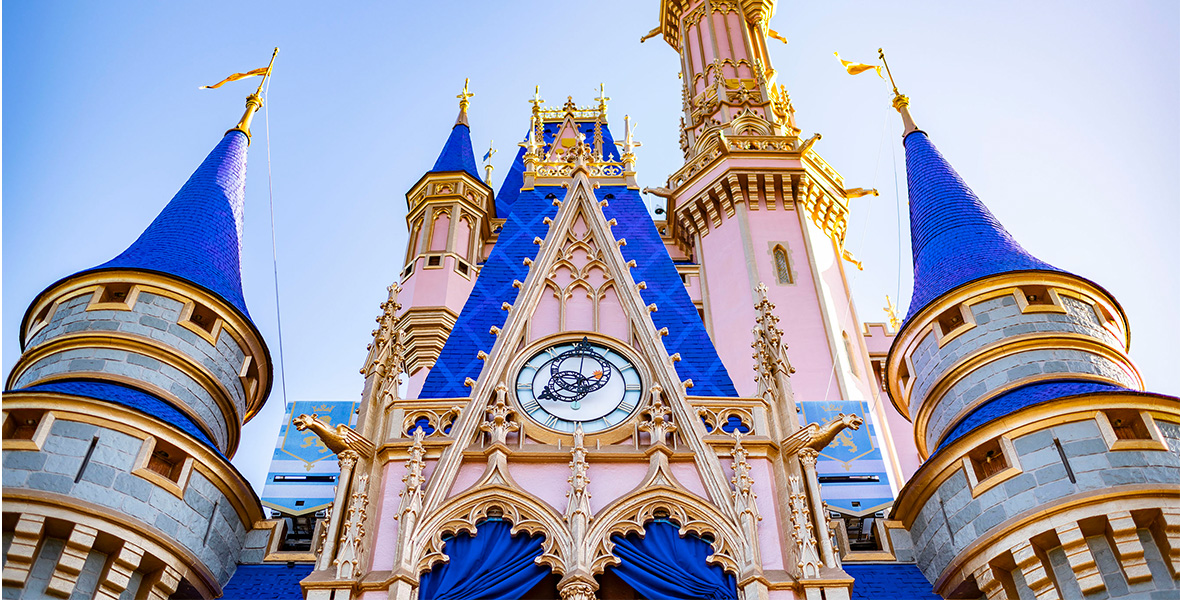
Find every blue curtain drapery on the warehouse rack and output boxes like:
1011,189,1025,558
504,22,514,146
418,519,550,600
607,520,738,600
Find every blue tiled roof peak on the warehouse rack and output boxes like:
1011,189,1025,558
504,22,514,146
903,132,1061,321
430,122,481,181
844,563,940,599
87,130,252,317
221,563,313,600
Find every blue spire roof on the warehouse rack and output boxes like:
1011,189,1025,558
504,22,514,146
87,130,252,316
903,132,1061,321
430,122,481,181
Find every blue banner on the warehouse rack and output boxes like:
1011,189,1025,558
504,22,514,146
279,400,357,466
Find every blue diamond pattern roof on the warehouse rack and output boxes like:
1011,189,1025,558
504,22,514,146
939,379,1129,450
420,130,736,397
430,123,481,181
844,564,940,599
84,131,253,317
903,132,1060,321
495,120,618,217
15,379,220,453
220,563,313,600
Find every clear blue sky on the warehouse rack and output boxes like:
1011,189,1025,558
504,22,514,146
5,1,1178,494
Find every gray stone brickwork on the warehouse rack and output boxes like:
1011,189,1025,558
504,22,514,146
2,418,249,585
17,290,252,452
908,418,1180,584
906,294,1137,448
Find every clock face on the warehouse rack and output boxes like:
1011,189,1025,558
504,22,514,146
516,338,642,434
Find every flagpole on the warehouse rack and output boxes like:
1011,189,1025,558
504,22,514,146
230,47,280,142
255,47,280,96
878,48,900,97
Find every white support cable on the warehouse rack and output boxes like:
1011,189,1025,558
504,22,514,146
263,77,290,407
817,102,893,414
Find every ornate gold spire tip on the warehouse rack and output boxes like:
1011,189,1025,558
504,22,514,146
228,47,279,143
456,78,473,127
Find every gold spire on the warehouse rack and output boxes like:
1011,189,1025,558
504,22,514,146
879,48,919,136
455,78,473,127
228,47,279,143
595,83,610,115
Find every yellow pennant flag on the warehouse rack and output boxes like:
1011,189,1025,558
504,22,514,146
834,52,883,78
200,67,271,90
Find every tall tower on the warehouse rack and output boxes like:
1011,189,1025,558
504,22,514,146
397,82,495,397
884,95,1180,598
649,0,906,527
3,93,272,599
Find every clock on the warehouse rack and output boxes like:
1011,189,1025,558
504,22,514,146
515,337,643,434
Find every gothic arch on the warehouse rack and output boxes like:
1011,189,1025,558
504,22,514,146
585,485,745,577
411,484,573,577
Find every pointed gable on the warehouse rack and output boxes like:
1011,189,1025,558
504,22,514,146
495,120,618,218
420,178,736,398
430,123,481,180
903,132,1061,321
87,130,253,316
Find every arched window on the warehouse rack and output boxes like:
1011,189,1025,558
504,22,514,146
773,245,792,284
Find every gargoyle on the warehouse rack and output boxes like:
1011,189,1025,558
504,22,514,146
642,186,675,199
782,412,864,457
293,413,376,458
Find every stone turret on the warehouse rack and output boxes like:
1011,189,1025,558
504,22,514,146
885,96,1180,599
3,95,273,599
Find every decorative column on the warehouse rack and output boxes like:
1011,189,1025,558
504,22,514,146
558,425,598,600
798,448,836,567
317,450,359,571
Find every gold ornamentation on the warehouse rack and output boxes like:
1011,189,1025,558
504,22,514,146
558,580,597,600
292,414,376,458
480,383,519,445
782,413,864,457
752,283,796,413
788,474,823,578
638,385,676,445
333,473,369,580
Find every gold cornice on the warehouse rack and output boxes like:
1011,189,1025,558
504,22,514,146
884,272,1133,419
9,331,241,455
3,491,224,598
890,392,1180,527
909,332,1141,458
2,392,265,528
929,486,1180,596
405,171,493,211
19,270,272,423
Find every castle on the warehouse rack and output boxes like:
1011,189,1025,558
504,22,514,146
4,2,1178,599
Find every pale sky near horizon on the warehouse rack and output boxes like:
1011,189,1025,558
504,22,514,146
4,1,1178,495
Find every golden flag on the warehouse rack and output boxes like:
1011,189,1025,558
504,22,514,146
834,52,883,78
200,67,271,90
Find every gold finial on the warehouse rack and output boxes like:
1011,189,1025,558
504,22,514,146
595,83,610,115
529,85,544,111
455,78,473,127
229,47,279,142
879,48,919,135
884,295,901,331
483,140,496,185
563,96,577,115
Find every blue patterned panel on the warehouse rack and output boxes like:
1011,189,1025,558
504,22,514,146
16,380,220,453
843,563,940,599
278,400,358,466
221,563,314,600
87,131,253,317
420,185,565,397
597,186,737,397
902,132,1061,321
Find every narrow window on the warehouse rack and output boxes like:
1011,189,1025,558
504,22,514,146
969,439,1009,482
773,246,792,284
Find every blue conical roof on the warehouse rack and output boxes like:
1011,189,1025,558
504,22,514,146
89,130,252,316
430,122,481,180
903,132,1060,321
